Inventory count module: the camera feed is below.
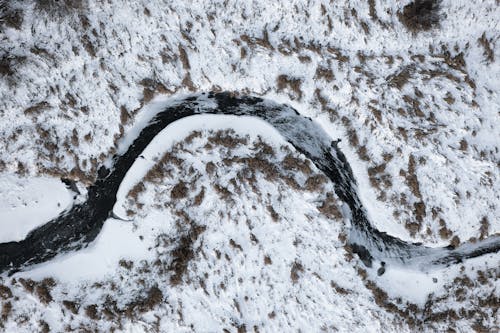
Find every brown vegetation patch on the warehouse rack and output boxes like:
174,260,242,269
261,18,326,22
169,225,206,285
0,7,24,30
315,66,335,82
84,304,99,320
240,31,273,50
290,261,304,283
318,192,342,219
128,181,145,201
1,301,12,321
304,174,327,192
81,35,96,57
193,187,205,206
184,131,202,144
171,181,188,200
330,281,349,295
24,101,50,116
276,74,303,100
413,201,426,223
178,45,190,70
229,239,243,251
208,130,248,148
0,285,12,299
34,278,56,304
388,66,413,89
406,155,422,198
241,157,279,181
35,0,88,14
282,154,312,175
62,300,79,314
266,205,279,222
127,286,163,313
252,138,275,157
479,216,489,240
18,278,36,293
0,55,25,76
478,33,494,63
399,0,441,32
439,219,453,240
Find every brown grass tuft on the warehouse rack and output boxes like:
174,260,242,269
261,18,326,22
290,261,304,283
398,0,440,32
276,74,303,100
478,33,494,63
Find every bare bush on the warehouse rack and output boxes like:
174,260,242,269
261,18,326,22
399,0,441,32
35,0,88,15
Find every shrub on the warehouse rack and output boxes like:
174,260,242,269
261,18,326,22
399,0,441,32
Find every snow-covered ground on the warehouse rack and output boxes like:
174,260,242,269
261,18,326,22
1,127,496,332
0,0,499,331
0,174,72,242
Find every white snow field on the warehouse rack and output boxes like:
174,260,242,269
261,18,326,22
0,174,73,243
0,0,499,331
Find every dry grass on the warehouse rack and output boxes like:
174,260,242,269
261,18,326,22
317,192,342,220
178,45,190,70
388,66,413,89
0,285,12,300
276,74,303,100
62,300,79,314
0,5,23,30
398,0,441,32
35,0,88,15
315,65,335,82
478,33,495,63
208,129,248,148
169,225,206,285
240,30,273,50
171,181,188,200
34,278,56,304
84,304,98,320
290,261,304,283
1,301,12,321
23,102,50,116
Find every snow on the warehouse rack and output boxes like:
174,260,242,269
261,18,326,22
0,173,73,243
17,211,168,281
115,114,288,218
0,0,499,331
1,0,498,244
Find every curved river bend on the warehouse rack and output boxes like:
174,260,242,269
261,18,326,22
0,92,498,274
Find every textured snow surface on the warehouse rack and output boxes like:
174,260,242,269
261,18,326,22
0,0,499,331
1,0,498,245
0,174,73,242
